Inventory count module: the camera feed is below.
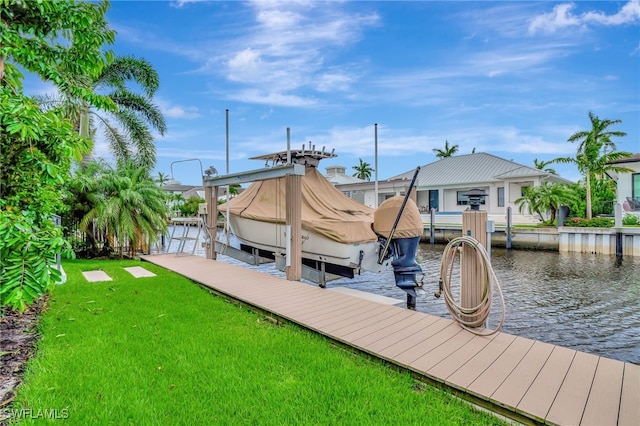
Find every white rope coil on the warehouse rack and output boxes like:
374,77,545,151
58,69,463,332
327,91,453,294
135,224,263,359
440,235,505,336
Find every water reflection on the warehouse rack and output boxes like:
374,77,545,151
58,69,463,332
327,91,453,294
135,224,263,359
162,227,640,364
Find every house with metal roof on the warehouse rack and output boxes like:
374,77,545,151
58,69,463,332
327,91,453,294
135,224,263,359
606,153,640,214
334,152,573,225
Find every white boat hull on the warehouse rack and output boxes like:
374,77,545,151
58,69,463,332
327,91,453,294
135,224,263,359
227,215,386,274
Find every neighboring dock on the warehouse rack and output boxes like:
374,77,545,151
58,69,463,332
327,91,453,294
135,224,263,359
141,254,638,425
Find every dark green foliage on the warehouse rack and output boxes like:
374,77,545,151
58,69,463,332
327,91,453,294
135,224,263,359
622,214,640,226
0,0,114,312
179,196,205,217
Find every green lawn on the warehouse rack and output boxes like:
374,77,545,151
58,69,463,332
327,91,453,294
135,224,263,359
13,259,504,425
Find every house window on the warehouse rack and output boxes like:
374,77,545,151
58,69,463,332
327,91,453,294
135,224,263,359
498,187,504,207
633,173,640,200
521,186,530,196
457,191,486,206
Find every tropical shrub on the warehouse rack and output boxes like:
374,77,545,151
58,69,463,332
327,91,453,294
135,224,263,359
0,0,115,312
563,217,614,228
179,196,206,217
622,214,640,226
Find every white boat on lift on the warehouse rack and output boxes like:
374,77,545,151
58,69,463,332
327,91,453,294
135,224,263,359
220,147,388,281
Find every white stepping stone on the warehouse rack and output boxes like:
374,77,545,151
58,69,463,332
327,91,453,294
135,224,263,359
82,270,112,282
124,266,156,278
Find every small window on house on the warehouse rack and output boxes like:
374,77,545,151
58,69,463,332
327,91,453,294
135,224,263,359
498,187,505,207
521,186,530,196
633,173,640,201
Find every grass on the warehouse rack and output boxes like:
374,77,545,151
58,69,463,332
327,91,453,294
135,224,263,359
12,259,505,425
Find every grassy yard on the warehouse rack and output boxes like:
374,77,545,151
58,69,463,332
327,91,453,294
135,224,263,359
12,259,504,425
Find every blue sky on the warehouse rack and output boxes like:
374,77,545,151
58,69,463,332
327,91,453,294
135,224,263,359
29,1,640,185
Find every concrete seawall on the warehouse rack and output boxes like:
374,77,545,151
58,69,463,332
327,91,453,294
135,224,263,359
422,225,640,256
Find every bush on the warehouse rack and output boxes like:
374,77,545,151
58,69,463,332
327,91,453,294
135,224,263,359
623,214,640,226
179,196,205,217
563,217,614,227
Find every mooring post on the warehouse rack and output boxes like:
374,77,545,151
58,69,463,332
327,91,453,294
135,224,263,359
461,208,487,326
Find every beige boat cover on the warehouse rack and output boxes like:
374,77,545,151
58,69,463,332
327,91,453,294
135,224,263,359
221,167,378,244
373,196,423,239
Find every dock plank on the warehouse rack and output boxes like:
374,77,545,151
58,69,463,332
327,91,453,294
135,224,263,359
546,351,599,425
325,306,403,335
376,319,451,360
516,345,575,422
350,312,424,348
333,309,408,341
407,328,476,373
359,315,442,354
581,357,625,426
466,336,535,399
427,334,498,380
618,362,640,426
394,324,465,366
489,340,554,410
445,333,517,390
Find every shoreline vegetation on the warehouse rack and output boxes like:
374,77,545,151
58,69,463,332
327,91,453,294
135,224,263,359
3,259,504,425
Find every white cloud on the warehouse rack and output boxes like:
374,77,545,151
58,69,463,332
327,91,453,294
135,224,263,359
582,0,640,25
529,1,640,34
170,0,207,9
227,89,318,108
529,3,582,34
156,99,201,119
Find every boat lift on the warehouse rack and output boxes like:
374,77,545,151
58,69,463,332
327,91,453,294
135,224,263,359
203,145,333,282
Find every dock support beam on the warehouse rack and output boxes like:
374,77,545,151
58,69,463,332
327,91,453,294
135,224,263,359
286,174,302,281
205,186,218,260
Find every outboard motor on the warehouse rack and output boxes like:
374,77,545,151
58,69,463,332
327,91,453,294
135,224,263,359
374,191,424,310
390,236,423,309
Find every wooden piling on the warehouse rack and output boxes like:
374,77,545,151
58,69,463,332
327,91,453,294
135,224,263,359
461,209,487,326
205,185,218,260
286,174,302,281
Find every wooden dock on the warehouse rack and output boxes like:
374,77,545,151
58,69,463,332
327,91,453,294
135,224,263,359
141,254,638,426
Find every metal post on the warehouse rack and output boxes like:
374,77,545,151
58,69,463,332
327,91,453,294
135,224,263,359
615,203,623,258
374,123,379,208
430,208,435,244
506,206,512,249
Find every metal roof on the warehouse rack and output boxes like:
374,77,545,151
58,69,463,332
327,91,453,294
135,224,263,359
387,152,570,187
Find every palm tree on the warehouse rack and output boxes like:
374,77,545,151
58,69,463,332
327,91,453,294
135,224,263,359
156,172,170,187
352,158,374,181
515,186,545,222
552,112,630,219
515,182,578,225
40,56,167,170
81,161,169,257
432,140,459,159
533,158,557,175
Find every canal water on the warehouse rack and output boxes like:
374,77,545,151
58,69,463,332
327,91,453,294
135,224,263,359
163,226,640,364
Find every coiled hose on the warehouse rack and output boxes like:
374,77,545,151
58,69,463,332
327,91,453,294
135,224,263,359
439,235,505,336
